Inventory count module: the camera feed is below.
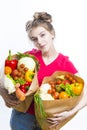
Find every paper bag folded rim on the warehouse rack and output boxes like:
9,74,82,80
35,71,84,130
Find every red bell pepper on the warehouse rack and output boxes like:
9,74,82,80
5,50,18,71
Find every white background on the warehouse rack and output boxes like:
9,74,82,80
0,0,87,130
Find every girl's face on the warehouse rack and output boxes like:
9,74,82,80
29,26,54,53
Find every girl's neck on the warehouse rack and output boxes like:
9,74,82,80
42,47,59,65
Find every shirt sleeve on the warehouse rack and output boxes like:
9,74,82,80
63,57,78,74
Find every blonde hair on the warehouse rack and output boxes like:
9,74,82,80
25,12,55,39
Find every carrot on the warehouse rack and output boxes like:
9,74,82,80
15,87,26,101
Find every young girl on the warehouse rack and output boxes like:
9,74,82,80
0,12,87,130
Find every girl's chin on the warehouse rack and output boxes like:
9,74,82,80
42,48,49,54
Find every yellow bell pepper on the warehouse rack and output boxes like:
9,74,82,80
71,83,83,96
25,70,34,82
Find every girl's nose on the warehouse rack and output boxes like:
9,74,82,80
37,37,42,45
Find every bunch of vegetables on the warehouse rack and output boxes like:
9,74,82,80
34,72,84,119
38,73,83,100
4,50,40,101
34,72,84,130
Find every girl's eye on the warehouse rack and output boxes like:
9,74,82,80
41,33,45,37
31,38,37,42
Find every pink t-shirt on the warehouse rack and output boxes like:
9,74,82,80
26,49,78,114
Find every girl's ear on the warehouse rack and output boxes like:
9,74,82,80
52,35,55,39
51,30,55,39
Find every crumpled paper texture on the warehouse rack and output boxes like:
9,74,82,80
34,71,84,130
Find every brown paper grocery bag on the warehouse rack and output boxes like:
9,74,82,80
13,70,39,112
1,52,40,113
34,71,84,130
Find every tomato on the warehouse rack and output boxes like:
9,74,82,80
71,79,76,83
19,85,27,93
4,66,12,74
20,88,27,93
53,92,59,99
19,80,31,93
59,91,69,99
56,79,62,85
62,79,70,85
25,81,31,86
71,83,83,96
65,74,76,83
65,74,70,79
47,89,53,94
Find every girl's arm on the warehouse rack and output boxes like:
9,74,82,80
0,85,21,107
47,74,87,128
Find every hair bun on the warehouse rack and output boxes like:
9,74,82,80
33,12,52,23
25,21,32,31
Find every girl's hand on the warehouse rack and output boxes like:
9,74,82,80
0,87,21,107
47,111,73,129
